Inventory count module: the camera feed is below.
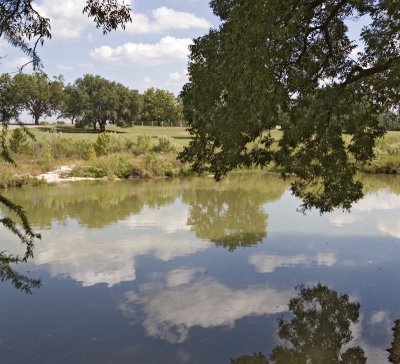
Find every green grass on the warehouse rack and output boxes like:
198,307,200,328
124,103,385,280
28,125,192,146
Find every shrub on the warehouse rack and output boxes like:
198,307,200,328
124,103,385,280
9,128,29,153
152,136,176,153
86,145,97,160
132,135,152,155
94,133,111,156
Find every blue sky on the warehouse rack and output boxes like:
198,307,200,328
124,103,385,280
1,1,370,97
1,0,219,95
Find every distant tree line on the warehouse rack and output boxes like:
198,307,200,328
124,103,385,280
0,73,184,132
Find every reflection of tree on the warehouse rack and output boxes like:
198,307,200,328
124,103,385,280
230,352,269,364
0,253,41,294
182,173,287,250
230,284,366,364
388,320,400,364
1,182,180,229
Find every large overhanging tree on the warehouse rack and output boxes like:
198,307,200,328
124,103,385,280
180,0,400,212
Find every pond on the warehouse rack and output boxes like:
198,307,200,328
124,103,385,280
1,172,400,363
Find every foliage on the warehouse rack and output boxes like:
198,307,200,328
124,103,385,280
142,87,183,126
133,135,152,155
180,0,400,212
73,74,140,132
13,73,64,125
0,253,41,294
152,136,177,153
0,73,19,124
9,128,30,154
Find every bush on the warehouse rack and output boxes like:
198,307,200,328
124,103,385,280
94,133,111,156
86,145,97,160
132,135,152,155
9,128,29,154
152,136,176,153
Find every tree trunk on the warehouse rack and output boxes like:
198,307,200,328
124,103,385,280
93,122,97,131
34,114,40,125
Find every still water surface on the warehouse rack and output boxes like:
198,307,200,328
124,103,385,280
1,173,400,363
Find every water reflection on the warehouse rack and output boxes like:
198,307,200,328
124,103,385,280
388,320,400,363
231,284,366,363
119,274,292,344
182,176,286,250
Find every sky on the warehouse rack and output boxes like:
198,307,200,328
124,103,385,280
1,0,220,95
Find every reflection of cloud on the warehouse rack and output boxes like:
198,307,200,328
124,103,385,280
329,213,362,226
354,190,400,212
166,268,203,287
377,219,400,239
121,277,291,344
346,314,390,363
126,204,190,233
34,203,210,287
370,311,390,325
249,252,336,273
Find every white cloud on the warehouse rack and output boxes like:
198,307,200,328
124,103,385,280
166,69,188,86
249,252,337,273
121,277,291,343
90,36,192,66
34,0,90,39
125,7,211,34
4,56,32,69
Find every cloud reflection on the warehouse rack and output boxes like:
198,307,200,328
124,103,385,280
249,252,337,273
120,275,292,344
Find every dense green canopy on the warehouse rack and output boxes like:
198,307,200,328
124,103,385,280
180,0,400,212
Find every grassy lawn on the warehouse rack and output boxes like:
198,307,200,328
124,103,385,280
27,125,192,147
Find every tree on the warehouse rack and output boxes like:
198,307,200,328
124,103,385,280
109,82,140,127
13,73,64,125
180,0,400,212
60,84,89,125
0,73,19,124
74,74,138,132
142,88,183,126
